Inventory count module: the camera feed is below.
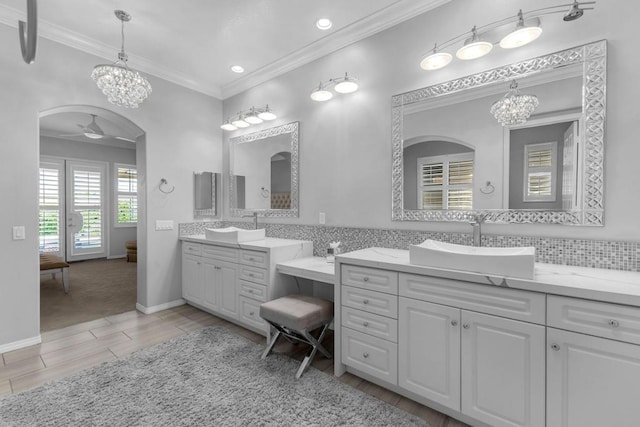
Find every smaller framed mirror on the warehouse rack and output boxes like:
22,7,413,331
229,122,299,218
194,171,217,218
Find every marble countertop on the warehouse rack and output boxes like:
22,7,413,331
180,235,312,251
276,256,336,284
336,247,640,307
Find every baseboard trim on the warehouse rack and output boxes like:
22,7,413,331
136,299,185,314
0,334,42,354
107,254,127,260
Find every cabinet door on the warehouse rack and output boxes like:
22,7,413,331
461,311,545,427
202,259,219,312
547,328,640,427
182,254,203,303
398,297,460,411
219,260,238,319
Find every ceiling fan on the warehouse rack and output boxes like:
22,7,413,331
58,114,136,143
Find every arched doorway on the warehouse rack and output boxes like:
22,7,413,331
38,105,147,331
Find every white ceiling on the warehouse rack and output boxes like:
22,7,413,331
0,0,448,99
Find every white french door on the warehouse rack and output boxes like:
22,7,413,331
65,160,107,261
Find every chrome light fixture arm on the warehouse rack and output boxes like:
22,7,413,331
18,0,37,64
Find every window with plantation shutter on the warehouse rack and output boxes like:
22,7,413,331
115,164,137,226
73,169,103,250
418,153,474,210
39,162,63,254
523,141,557,202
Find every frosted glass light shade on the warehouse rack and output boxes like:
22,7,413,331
221,122,238,131
232,117,250,128
244,114,263,124
420,51,453,70
334,79,358,94
456,40,493,60
310,89,333,101
500,26,542,49
258,110,277,121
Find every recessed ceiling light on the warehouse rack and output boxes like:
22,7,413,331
316,18,332,30
231,65,244,73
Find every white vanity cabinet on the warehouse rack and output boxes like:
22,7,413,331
181,237,312,336
546,295,640,427
398,273,545,427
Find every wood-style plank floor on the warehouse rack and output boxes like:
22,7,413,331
0,305,469,427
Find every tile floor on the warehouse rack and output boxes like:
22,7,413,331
0,305,469,427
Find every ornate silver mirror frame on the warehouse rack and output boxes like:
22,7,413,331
229,121,299,218
391,40,606,225
194,171,217,218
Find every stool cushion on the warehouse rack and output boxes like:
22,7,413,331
125,240,137,250
260,294,333,331
40,253,69,270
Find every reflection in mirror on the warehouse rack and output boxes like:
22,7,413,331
392,41,606,225
194,172,217,218
229,122,299,218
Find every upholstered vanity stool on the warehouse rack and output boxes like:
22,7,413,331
259,294,334,378
125,240,137,262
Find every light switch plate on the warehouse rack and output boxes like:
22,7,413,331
155,220,174,231
319,212,326,225
12,226,25,240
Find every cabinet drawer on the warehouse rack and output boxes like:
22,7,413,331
202,245,238,263
399,273,545,324
239,296,268,334
239,249,268,269
342,327,398,385
342,286,398,319
239,280,267,302
182,242,202,256
341,265,398,294
342,306,398,343
548,295,640,345
238,265,267,285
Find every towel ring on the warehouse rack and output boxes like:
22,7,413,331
159,178,175,194
479,181,495,195
260,186,270,198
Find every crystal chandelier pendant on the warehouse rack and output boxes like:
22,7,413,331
490,80,539,126
92,10,152,108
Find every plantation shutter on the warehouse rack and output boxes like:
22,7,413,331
116,165,138,224
39,166,61,253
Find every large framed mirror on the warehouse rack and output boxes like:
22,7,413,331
229,122,299,218
392,40,606,225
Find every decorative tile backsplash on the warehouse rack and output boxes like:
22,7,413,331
179,222,640,272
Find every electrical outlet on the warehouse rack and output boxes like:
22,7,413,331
319,212,326,225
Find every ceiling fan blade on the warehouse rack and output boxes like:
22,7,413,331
58,133,84,138
113,136,137,143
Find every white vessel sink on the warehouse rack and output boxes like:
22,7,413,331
409,239,535,279
204,227,266,243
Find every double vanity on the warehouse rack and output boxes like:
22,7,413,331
334,247,640,427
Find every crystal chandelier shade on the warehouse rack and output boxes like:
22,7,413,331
490,80,539,126
92,10,152,108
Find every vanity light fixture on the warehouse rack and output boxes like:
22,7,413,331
220,105,278,132
420,1,595,71
91,10,152,108
310,72,359,102
490,80,539,126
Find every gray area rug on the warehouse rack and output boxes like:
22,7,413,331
0,326,426,426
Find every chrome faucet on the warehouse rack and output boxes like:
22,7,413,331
470,214,486,247
242,211,259,229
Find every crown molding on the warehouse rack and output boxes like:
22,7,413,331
1,0,449,100
221,0,451,99
0,4,222,99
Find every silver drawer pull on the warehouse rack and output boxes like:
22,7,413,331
608,319,620,328
248,289,254,293
451,320,458,327
362,352,369,358
362,299,369,305
249,257,255,261
249,273,254,277
363,276,369,282
551,343,560,351
363,321,369,327
249,311,254,316
462,323,470,329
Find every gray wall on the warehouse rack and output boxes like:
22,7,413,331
40,136,137,258
508,122,571,210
